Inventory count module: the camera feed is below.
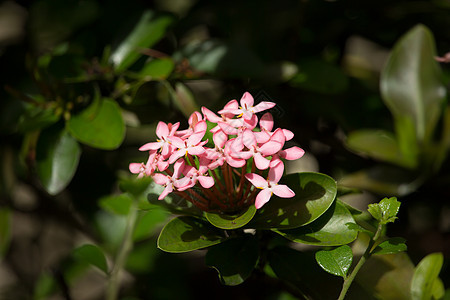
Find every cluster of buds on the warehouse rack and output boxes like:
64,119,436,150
129,92,305,212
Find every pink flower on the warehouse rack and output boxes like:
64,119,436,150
151,159,187,200
139,121,179,156
219,92,275,120
245,161,295,209
168,125,207,163
178,157,214,191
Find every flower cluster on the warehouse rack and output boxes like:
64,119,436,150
129,92,305,212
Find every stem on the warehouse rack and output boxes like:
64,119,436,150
337,222,383,300
106,200,139,300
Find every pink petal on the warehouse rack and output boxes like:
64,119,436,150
168,150,186,164
156,121,169,138
227,118,244,128
129,163,143,174
260,113,274,131
168,136,185,149
245,173,268,189
218,121,238,135
280,147,305,160
188,146,205,156
139,141,163,151
213,131,228,148
198,176,214,188
188,111,202,126
168,122,180,135
243,114,258,129
254,131,271,144
252,101,276,113
157,160,169,171
173,159,186,178
231,150,253,160
188,131,205,146
270,128,286,144
240,92,254,108
255,189,273,209
223,99,239,110
254,152,270,170
225,156,246,168
202,107,222,123
259,141,283,156
194,120,207,133
272,185,295,198
152,173,168,185
242,129,256,149
174,177,193,191
158,184,173,200
268,161,284,183
242,110,254,120
282,129,294,141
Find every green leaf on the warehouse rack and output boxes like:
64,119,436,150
36,127,81,195
381,24,446,148
99,194,133,215
274,200,358,246
67,98,125,150
110,10,174,72
205,205,256,230
73,244,108,274
205,237,259,286
0,208,11,258
139,58,175,80
17,102,60,133
119,176,152,198
147,181,203,217
132,209,168,242
172,82,200,119
372,237,407,255
157,216,226,253
346,129,415,169
250,172,337,230
315,245,353,278
368,197,401,224
411,252,444,300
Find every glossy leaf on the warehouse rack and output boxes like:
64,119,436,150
368,197,401,224
67,98,125,150
157,216,226,253
250,172,337,230
411,252,444,300
372,237,407,255
139,58,175,80
346,129,415,169
110,10,174,72
274,200,358,246
381,25,446,147
99,194,133,215
73,244,108,274
205,205,256,230
36,127,81,195
315,245,353,278
205,236,259,286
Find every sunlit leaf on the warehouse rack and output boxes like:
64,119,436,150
274,201,358,246
315,245,353,278
139,58,175,80
67,98,125,150
36,127,81,195
250,172,337,229
157,216,226,253
99,194,133,215
110,10,174,72
205,236,259,286
372,237,407,255
205,205,256,230
368,197,401,224
73,244,108,274
411,252,444,300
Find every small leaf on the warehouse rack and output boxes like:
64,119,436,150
73,244,108,274
36,127,81,195
205,236,259,286
372,237,407,255
274,200,358,246
205,205,256,230
139,58,175,80
250,172,337,230
157,216,226,253
411,252,444,300
378,197,401,223
99,194,133,215
67,98,125,150
119,176,152,198
368,203,383,221
133,209,168,242
315,245,353,278
110,10,174,72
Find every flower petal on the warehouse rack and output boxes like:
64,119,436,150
268,160,284,183
260,113,274,131
272,185,295,198
139,141,163,151
188,146,205,156
240,92,254,108
280,146,305,160
242,129,256,149
255,189,273,209
252,101,275,113
245,173,268,189
282,129,294,141
213,131,228,148
202,107,222,123
129,163,143,174
156,121,169,138
198,176,214,188
270,128,286,144
254,152,270,170
158,184,173,200
152,173,168,185
259,141,283,156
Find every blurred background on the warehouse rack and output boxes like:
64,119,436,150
0,0,449,299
